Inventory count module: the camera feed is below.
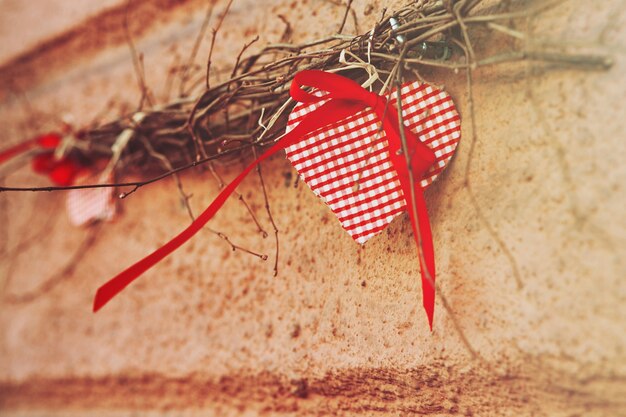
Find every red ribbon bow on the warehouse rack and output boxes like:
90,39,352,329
93,70,438,329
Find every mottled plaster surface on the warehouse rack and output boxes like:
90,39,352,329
0,0,625,416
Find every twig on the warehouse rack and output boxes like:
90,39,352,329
179,1,214,97
4,223,102,304
206,0,235,89
124,0,155,109
394,55,480,359
138,136,195,221
207,161,268,237
208,227,268,260
252,145,279,276
453,28,524,290
231,36,260,79
453,0,476,65
0,144,255,193
338,0,354,34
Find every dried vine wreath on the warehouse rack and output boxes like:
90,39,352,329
1,0,610,192
0,0,612,334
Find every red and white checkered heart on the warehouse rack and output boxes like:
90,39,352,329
285,81,461,244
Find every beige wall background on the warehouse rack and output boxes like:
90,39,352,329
0,0,625,416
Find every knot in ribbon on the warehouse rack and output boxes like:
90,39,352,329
94,70,438,329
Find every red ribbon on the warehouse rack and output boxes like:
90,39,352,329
93,70,438,329
0,133,83,186
0,133,59,164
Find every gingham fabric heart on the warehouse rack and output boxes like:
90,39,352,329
285,81,461,244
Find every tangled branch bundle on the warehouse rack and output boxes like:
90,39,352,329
2,0,610,194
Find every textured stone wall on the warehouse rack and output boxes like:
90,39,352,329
1,0,625,416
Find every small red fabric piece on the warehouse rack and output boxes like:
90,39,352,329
29,150,81,185
36,133,63,149
0,132,82,186
49,159,81,186
0,133,63,164
31,152,56,173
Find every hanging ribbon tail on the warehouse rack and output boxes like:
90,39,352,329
93,99,365,312
410,189,436,330
376,98,437,330
93,138,285,312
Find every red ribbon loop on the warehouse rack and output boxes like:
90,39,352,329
93,70,438,329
